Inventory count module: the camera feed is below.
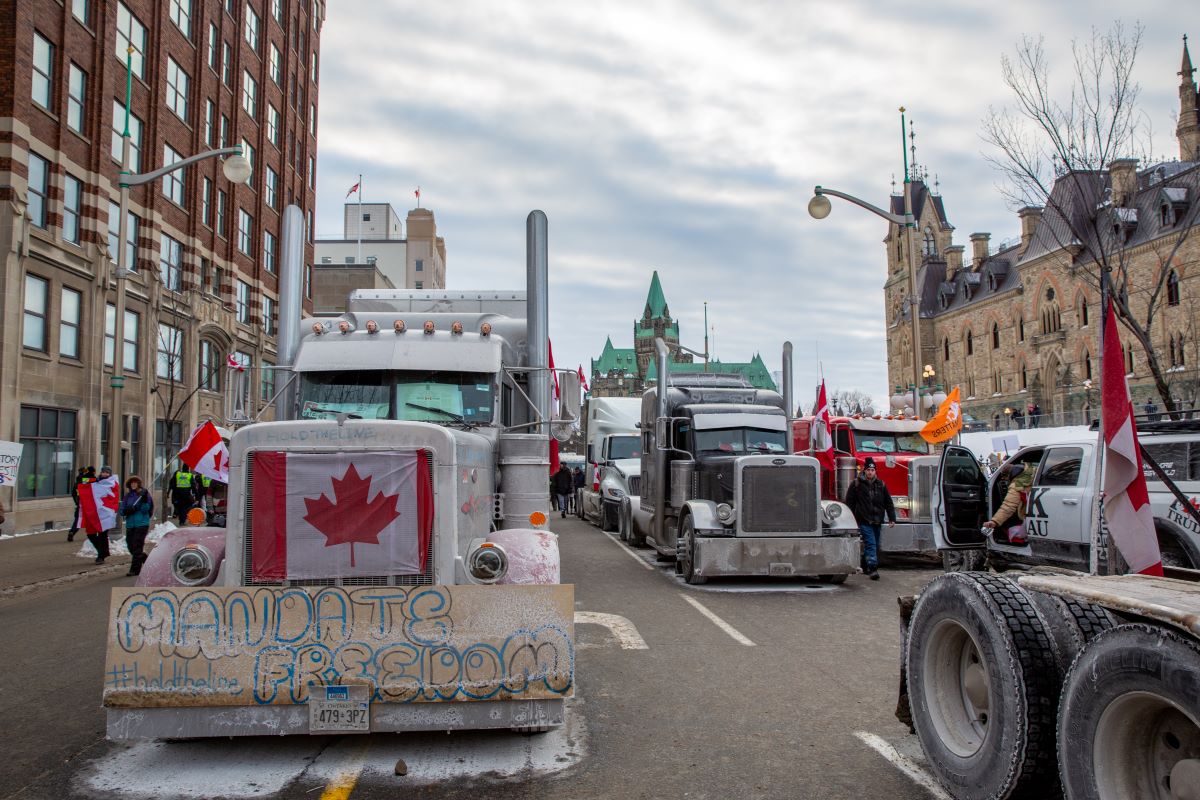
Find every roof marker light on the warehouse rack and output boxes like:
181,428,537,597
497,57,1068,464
451,321,464,335
311,322,324,335
338,320,352,334
423,320,435,335
394,320,406,333
366,320,379,334
480,322,492,337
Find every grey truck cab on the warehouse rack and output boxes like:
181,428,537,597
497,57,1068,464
932,420,1200,572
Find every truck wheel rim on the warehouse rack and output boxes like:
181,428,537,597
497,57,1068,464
1094,691,1200,800
923,619,989,758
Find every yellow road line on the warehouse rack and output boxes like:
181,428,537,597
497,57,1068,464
319,741,370,800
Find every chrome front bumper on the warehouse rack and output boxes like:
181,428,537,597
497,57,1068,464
693,535,859,578
878,522,935,554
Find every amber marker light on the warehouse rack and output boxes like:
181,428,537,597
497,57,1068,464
338,320,352,334
423,320,435,335
186,507,208,526
451,321,464,335
529,510,548,527
311,322,324,335
366,320,379,334
480,322,492,337
394,320,406,333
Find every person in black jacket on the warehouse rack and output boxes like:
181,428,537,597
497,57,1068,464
843,457,896,580
551,465,574,519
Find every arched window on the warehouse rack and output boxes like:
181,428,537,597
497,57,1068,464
1180,334,1187,366
1079,298,1089,327
993,370,1002,393
966,330,974,356
1020,363,1028,389
992,322,1000,349
923,226,937,257
943,338,950,361
1083,350,1092,380
1018,316,1025,342
1041,302,1062,334
198,338,222,392
1125,344,1135,374
1168,270,1180,306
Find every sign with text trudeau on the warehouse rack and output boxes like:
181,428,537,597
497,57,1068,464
250,451,434,581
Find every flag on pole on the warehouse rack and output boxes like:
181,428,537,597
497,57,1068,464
346,181,360,198
249,451,434,580
1101,299,1163,575
920,387,962,444
577,365,590,393
179,421,231,483
227,353,246,372
80,474,121,534
414,186,421,204
548,339,560,473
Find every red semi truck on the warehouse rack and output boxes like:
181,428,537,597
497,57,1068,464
793,415,938,555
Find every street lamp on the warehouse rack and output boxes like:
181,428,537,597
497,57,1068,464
809,109,923,419
108,45,251,473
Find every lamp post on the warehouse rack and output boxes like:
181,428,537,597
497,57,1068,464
809,108,923,419
108,46,252,473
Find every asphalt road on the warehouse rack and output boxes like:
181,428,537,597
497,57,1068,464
0,518,945,800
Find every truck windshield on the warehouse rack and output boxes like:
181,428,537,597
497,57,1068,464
298,371,495,424
609,435,641,460
853,431,931,455
695,427,788,455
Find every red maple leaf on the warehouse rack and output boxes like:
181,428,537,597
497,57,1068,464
303,464,401,567
213,450,224,474
101,484,120,513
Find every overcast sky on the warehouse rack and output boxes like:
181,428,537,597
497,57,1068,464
312,1,1189,410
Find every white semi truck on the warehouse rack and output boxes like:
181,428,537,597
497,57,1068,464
104,211,578,739
578,397,641,531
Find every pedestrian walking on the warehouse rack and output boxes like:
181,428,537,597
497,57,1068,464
68,466,90,541
1029,403,1042,428
121,476,154,576
552,464,573,519
843,457,896,580
571,466,585,514
87,465,115,563
169,467,198,525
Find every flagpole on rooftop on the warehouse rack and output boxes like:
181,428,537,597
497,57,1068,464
356,173,363,266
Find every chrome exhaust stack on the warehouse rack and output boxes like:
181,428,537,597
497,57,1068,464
653,337,670,544
783,341,794,453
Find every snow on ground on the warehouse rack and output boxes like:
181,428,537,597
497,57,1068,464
76,521,177,558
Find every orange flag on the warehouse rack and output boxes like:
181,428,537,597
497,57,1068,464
920,387,962,444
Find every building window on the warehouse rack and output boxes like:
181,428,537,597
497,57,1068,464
157,323,183,380
415,259,423,272
992,322,1000,350
153,420,183,490
162,145,185,204
1168,270,1181,306
207,22,218,69
199,339,221,391
263,230,276,274
415,281,423,289
32,32,53,109
309,103,316,135
111,100,143,171
216,189,227,237
159,234,183,291
169,0,191,37
307,156,314,188
1018,316,1025,342
1042,302,1062,334
236,280,251,323
922,226,937,257
201,177,212,226
27,153,49,228
311,51,318,84
107,201,139,270
245,3,260,50
241,138,255,178
115,3,147,79
104,304,139,371
271,0,282,22
59,287,81,359
221,41,232,85
261,360,276,401
1021,364,1028,390
237,209,253,254
166,58,190,120
1079,298,1089,326
72,0,88,24
943,338,949,362
265,166,278,208
210,264,222,297
267,104,280,144
1125,344,1135,375
966,330,974,356
67,63,86,134
242,71,258,117
203,99,215,146
1084,350,1093,379
263,295,276,335
219,114,229,148
63,174,82,243
23,274,49,351
269,43,282,84
17,406,77,499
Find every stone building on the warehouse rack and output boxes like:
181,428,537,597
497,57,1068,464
1,0,324,532
590,271,776,397
884,41,1200,429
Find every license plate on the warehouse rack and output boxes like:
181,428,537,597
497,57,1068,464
309,685,370,733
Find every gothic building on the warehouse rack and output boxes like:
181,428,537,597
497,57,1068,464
590,271,776,398
883,38,1200,429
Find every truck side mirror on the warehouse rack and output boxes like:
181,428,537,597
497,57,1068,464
586,443,594,463
655,417,670,450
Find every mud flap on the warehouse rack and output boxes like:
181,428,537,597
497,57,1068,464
896,594,915,733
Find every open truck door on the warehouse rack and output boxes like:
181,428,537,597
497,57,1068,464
931,444,987,550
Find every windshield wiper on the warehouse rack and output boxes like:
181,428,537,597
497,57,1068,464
405,402,476,428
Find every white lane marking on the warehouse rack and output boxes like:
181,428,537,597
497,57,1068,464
601,531,655,571
574,611,649,650
679,593,756,646
854,731,952,800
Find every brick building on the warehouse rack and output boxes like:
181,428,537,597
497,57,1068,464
1,0,324,532
884,41,1200,429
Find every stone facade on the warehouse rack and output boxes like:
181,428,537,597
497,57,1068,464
1,0,323,532
883,41,1200,430
313,203,447,299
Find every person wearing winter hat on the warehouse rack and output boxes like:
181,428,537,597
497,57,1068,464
120,476,154,576
843,457,896,580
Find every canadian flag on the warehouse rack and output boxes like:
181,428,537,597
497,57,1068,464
80,475,121,534
227,353,245,372
179,421,231,484
811,380,835,470
578,365,590,393
1101,299,1163,575
250,451,434,581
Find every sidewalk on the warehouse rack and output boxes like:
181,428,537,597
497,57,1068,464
0,529,131,593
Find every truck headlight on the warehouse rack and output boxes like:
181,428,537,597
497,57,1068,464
172,544,215,586
716,503,734,523
467,543,508,584
604,487,626,499
822,503,843,524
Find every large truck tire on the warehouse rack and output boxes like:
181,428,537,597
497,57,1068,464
942,548,987,573
1057,623,1200,800
617,499,630,542
600,501,618,532
676,516,707,585
906,572,1061,800
1024,591,1116,675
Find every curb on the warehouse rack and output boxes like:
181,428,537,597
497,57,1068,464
0,562,129,600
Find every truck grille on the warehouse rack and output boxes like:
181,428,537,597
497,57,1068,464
740,463,818,534
242,450,435,587
627,475,641,497
909,460,937,522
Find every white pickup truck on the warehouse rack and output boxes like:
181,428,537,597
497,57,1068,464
934,420,1200,572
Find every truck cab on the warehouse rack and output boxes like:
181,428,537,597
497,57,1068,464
932,421,1200,572
578,397,642,531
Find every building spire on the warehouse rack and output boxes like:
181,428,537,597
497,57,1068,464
1183,34,1196,85
644,270,668,319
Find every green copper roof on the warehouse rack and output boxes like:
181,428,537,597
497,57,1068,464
645,357,777,391
643,270,669,319
591,336,637,376
635,321,680,338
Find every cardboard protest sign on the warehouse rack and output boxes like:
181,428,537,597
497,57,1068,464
0,441,24,487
